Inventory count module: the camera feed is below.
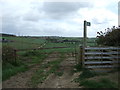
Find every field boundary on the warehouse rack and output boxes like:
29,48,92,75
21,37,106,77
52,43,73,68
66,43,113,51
16,46,70,51
13,46,72,61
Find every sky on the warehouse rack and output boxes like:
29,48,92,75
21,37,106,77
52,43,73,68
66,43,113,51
0,0,119,37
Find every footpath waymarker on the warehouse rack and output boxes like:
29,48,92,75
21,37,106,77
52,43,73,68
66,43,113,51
83,20,91,47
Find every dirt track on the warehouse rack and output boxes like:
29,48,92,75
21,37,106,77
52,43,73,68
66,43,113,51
2,52,81,88
38,56,81,88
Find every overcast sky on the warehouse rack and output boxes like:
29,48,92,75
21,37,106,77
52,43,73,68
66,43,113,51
0,0,119,37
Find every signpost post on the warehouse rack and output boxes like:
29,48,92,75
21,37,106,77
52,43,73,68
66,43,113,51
83,20,91,47
80,20,91,66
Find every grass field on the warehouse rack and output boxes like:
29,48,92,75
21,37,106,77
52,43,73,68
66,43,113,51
2,35,97,81
2,36,46,49
1,36,97,49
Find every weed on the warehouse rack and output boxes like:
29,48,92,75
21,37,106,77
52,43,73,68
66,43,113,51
55,71,63,76
80,78,118,88
30,55,47,64
74,68,98,83
73,64,83,72
2,63,28,81
22,50,48,64
23,50,40,57
79,68,98,80
99,78,118,88
2,45,16,65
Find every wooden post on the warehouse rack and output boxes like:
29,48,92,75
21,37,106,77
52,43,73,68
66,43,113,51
14,49,17,64
78,46,80,64
83,20,87,47
80,46,84,67
74,43,76,57
117,48,119,70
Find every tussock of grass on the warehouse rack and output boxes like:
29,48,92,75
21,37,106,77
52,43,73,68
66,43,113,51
2,63,28,81
80,78,118,88
74,68,98,82
74,67,98,83
23,50,40,57
30,55,47,64
73,64,118,88
55,71,63,76
79,68,98,80
73,64,83,72
22,50,48,64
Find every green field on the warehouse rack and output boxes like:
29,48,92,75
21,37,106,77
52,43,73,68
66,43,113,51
2,36,46,49
1,36,97,49
2,35,97,81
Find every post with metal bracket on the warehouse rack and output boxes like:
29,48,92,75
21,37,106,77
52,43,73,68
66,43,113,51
82,20,91,67
83,20,91,47
83,20,87,47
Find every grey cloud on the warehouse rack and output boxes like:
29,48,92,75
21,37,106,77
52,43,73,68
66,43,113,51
23,13,39,22
2,16,19,34
22,8,41,22
92,18,109,25
43,27,63,35
2,14,64,36
23,2,93,21
2,16,36,35
2,1,110,37
42,2,92,19
43,2,92,13
43,2,79,13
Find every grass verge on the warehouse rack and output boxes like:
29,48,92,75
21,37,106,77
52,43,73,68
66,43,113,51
73,64,119,89
73,64,98,83
2,50,48,81
74,68,98,83
80,78,118,88
2,62,28,81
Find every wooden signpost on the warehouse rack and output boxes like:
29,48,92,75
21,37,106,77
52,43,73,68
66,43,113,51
83,20,91,47
80,20,91,66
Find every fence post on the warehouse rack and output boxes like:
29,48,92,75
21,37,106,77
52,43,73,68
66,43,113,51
14,49,17,64
74,43,77,61
78,46,80,64
117,48,119,70
80,46,85,67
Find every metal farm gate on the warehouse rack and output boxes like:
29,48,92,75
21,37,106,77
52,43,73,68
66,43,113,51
79,46,120,72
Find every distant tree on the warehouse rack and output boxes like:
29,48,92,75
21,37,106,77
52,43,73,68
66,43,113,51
0,33,16,37
45,37,58,43
96,26,120,46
